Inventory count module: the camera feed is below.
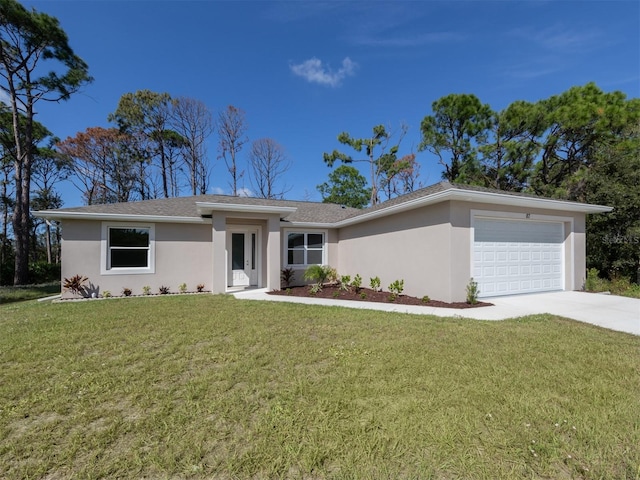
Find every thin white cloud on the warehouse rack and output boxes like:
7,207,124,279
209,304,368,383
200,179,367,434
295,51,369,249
290,57,357,87
211,186,226,195
354,31,466,48
510,25,602,52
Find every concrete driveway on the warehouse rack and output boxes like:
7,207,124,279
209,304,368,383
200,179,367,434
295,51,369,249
234,289,640,336
487,291,640,335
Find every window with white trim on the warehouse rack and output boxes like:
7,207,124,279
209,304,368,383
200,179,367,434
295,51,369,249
101,223,155,274
286,232,325,266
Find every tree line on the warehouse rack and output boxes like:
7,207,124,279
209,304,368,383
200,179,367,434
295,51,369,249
320,84,639,281
1,0,638,286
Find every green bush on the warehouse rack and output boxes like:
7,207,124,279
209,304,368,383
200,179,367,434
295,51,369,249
339,275,351,291
28,261,61,284
351,274,362,292
304,265,332,285
585,268,602,292
466,278,479,305
370,276,381,291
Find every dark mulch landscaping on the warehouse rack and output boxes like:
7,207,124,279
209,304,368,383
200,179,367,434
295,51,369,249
269,285,493,309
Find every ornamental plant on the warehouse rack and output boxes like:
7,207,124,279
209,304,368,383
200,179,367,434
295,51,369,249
351,274,362,292
388,279,404,301
466,278,479,304
63,274,88,297
370,276,381,292
281,267,295,288
179,283,187,294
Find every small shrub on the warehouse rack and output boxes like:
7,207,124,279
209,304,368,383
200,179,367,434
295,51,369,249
370,276,381,292
122,287,132,297
339,274,351,291
179,283,187,294
159,286,170,295
585,267,600,292
466,278,479,305
142,285,151,295
196,283,205,293
422,295,431,303
332,291,340,298
325,266,338,284
281,267,295,288
351,274,362,292
102,290,112,298
304,265,329,285
63,274,88,297
309,283,322,295
388,279,404,296
360,292,367,300
285,288,291,296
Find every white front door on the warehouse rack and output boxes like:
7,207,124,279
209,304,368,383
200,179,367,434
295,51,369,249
228,229,258,287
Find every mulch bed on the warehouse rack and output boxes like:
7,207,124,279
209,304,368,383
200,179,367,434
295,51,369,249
269,285,492,309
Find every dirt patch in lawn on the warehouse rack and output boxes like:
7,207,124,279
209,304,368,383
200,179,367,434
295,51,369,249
269,285,493,309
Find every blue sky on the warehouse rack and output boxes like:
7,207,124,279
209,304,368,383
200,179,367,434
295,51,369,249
23,0,640,207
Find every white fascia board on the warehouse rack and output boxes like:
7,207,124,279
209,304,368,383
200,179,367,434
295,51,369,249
333,189,612,228
280,221,337,228
447,190,613,213
31,211,209,224
195,202,298,216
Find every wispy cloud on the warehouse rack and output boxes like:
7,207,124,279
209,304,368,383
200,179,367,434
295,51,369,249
290,57,357,88
354,31,466,48
510,25,602,52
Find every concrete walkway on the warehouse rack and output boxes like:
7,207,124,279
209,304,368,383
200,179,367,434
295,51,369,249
233,289,640,336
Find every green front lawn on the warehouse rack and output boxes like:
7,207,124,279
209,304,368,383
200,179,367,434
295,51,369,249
0,282,60,305
1,295,638,479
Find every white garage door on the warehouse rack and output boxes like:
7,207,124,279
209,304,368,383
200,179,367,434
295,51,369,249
473,218,564,298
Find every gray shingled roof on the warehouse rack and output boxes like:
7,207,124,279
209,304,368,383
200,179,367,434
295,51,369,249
41,193,362,224
37,181,589,224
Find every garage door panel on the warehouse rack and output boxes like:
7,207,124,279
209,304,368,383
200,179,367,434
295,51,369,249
474,218,564,298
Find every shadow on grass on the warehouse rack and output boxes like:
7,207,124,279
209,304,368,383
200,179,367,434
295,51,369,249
0,282,60,305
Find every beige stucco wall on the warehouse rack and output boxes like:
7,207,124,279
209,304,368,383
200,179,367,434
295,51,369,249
60,220,213,298
337,202,453,301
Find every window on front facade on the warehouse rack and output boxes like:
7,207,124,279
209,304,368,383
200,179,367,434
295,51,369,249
108,227,150,269
287,232,324,266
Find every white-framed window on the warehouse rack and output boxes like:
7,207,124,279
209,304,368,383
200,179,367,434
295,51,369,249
101,223,155,275
285,230,326,267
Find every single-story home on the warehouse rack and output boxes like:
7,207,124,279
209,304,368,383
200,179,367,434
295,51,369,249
34,181,611,302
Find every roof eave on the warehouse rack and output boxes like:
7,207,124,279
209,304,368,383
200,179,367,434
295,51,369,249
195,202,298,216
334,189,612,227
32,211,209,224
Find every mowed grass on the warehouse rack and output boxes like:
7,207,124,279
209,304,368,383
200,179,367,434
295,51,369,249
1,295,638,479
0,282,60,304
